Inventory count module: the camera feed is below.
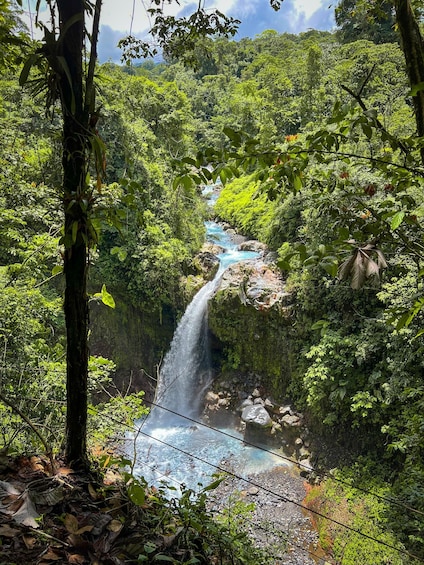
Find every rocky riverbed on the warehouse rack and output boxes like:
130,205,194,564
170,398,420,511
207,463,324,564
202,382,328,564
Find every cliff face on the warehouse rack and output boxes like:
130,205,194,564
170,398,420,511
208,257,294,400
89,296,176,401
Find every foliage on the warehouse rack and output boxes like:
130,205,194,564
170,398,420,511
214,175,276,241
170,19,424,558
335,0,398,44
101,464,268,564
1,0,424,557
305,459,413,564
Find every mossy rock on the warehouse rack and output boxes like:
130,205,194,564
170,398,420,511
208,262,293,400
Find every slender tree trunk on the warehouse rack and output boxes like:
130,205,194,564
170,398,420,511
56,0,90,468
394,0,424,163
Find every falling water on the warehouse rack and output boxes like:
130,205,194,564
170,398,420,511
151,275,218,425
130,221,286,490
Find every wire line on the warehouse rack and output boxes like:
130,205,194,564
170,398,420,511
134,427,422,562
142,398,424,518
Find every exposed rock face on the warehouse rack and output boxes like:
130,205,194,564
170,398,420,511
193,251,220,280
90,296,175,402
238,240,268,253
208,259,293,399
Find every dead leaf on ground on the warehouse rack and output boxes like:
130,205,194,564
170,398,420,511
0,523,21,537
56,466,75,476
67,553,87,564
41,547,63,561
66,533,94,554
30,483,64,506
64,513,79,534
107,519,123,533
0,480,40,528
88,483,99,500
64,512,94,534
22,534,37,549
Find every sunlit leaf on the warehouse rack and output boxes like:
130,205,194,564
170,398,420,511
101,284,115,309
390,211,405,230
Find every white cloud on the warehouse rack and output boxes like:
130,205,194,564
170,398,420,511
293,0,326,21
99,0,261,34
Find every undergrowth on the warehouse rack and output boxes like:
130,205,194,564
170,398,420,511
304,458,416,565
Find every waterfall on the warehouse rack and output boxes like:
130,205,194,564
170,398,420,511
150,270,222,426
130,223,281,489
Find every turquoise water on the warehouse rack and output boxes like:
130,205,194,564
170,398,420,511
130,221,288,492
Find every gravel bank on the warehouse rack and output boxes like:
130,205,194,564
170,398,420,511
208,463,325,564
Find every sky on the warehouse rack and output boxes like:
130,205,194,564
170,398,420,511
97,0,335,62
25,0,335,63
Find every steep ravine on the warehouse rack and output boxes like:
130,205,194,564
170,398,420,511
91,221,326,563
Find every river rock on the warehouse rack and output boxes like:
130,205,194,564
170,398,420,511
202,242,225,256
299,447,310,461
246,486,260,496
205,391,219,404
193,251,220,280
281,414,301,427
239,398,253,411
218,397,230,408
241,404,272,427
238,240,268,253
271,421,282,435
279,405,292,416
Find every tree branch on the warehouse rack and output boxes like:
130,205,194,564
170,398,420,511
340,83,410,155
0,391,54,473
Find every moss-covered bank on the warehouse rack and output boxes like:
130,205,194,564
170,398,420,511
89,295,176,400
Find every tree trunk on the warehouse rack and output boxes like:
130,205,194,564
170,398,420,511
57,0,90,468
394,0,424,163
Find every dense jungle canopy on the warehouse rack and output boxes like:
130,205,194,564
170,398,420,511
0,0,424,563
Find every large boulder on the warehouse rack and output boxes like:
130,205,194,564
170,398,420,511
241,404,272,427
193,250,220,280
238,240,268,254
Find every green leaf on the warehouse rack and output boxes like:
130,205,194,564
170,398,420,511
144,541,156,554
51,265,63,276
19,53,39,86
153,556,175,562
409,81,424,96
101,284,115,309
396,312,410,331
311,320,330,330
322,259,338,277
390,211,405,231
361,123,372,139
223,126,242,145
111,247,128,261
293,175,302,192
128,483,146,506
71,221,79,243
202,476,225,492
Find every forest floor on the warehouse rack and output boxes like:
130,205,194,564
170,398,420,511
0,454,146,564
